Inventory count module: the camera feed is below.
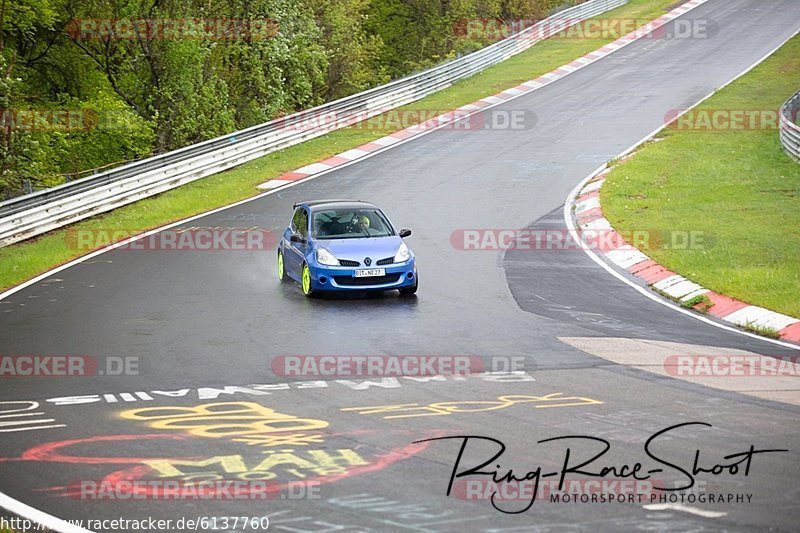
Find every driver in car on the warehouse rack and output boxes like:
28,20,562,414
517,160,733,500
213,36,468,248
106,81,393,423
350,214,371,235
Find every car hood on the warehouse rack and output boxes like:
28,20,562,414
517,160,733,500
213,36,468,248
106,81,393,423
316,236,404,261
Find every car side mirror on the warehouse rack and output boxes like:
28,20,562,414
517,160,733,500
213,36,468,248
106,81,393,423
399,229,412,238
290,234,305,244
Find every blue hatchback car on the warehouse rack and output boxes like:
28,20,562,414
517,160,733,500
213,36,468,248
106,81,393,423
277,200,418,297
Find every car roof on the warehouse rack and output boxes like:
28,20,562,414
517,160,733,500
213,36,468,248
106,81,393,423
294,199,378,211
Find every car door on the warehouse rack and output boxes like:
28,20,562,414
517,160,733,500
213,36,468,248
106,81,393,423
285,207,309,276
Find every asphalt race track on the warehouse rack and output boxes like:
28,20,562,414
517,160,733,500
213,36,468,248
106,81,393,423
2,0,800,531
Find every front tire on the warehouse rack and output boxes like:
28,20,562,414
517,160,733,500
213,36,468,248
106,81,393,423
301,263,317,297
277,250,289,282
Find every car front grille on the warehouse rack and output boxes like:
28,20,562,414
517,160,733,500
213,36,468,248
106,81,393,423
376,257,394,266
334,273,402,286
338,259,360,267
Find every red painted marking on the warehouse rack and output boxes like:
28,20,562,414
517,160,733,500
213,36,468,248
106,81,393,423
85,437,435,500
635,264,676,285
321,156,349,166
703,292,749,319
569,60,585,69
628,258,658,275
601,230,625,251
576,217,602,229
779,322,800,342
358,142,384,152
577,207,603,221
514,84,530,93
19,434,188,464
577,191,600,203
278,172,308,181
576,214,603,227
33,429,442,499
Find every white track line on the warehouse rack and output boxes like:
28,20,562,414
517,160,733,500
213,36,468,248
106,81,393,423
563,27,800,352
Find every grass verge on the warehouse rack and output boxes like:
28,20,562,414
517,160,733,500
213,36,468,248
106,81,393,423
602,35,800,318
0,0,679,292
742,322,782,339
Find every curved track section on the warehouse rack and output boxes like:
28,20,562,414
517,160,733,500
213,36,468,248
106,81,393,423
2,1,800,531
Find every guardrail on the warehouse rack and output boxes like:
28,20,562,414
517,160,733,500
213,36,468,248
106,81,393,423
0,0,627,247
780,90,800,163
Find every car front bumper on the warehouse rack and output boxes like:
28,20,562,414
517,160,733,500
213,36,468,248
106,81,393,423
309,260,417,291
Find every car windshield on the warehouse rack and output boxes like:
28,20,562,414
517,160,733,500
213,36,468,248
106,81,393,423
311,208,394,239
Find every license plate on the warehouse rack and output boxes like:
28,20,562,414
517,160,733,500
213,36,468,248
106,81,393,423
354,268,385,278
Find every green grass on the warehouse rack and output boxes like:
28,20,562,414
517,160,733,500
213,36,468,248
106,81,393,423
742,322,782,339
0,0,679,292
681,294,712,312
652,287,712,313
602,35,800,318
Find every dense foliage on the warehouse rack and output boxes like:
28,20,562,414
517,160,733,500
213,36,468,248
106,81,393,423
0,0,572,199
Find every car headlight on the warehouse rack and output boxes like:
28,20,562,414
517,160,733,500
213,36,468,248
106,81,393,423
394,242,411,263
316,248,338,266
